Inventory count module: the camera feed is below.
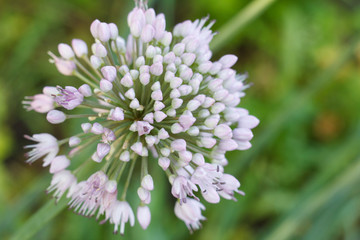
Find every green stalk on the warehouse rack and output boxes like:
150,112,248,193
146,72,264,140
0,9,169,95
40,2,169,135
210,0,277,52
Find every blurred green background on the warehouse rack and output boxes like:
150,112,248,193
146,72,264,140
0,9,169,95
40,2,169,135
1,0,360,239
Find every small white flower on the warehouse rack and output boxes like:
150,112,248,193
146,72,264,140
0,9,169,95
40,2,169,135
108,201,135,235
174,198,206,232
24,133,59,166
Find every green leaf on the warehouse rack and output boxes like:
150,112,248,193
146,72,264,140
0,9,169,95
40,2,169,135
10,198,67,240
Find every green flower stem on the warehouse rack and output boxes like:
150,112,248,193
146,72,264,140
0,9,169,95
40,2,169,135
121,157,137,200
210,0,277,52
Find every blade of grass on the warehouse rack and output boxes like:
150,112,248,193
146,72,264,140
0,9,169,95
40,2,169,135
10,197,68,240
210,0,277,53
264,156,360,240
302,192,360,240
0,174,50,236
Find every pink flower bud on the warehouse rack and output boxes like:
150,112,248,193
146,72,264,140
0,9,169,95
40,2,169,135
185,38,199,53
108,107,124,121
150,62,163,76
58,43,74,59
120,73,133,87
214,89,229,101
77,84,91,97
187,126,199,136
129,98,140,109
100,79,113,92
200,137,217,148
198,61,212,74
154,101,165,111
90,55,102,69
129,8,145,37
192,153,205,166
81,123,91,133
114,36,126,53
214,124,233,139
93,43,107,57
204,114,220,129
54,58,76,76
181,53,196,66
145,8,156,24
135,56,145,68
105,180,117,193
141,24,155,43
153,55,163,64
108,23,119,40
101,66,117,82
137,187,150,201
143,113,154,124
43,86,59,96
218,69,235,80
154,111,167,122
141,174,154,191
219,54,238,68
97,143,110,159
97,22,111,42
171,139,186,152
236,141,252,150
202,97,215,108
102,128,116,142
151,89,163,101
211,102,226,114
154,14,165,40
209,61,222,75
91,152,102,163
145,45,156,58
71,39,88,57
46,110,66,124
145,136,157,146
164,52,176,64
91,122,104,134
187,100,201,111
150,81,160,91
233,128,253,141
219,139,238,151
160,31,172,46
131,142,143,155
160,148,170,157
50,155,70,173
170,77,182,89
69,136,81,147
119,151,130,162
238,115,260,129
170,89,181,98
171,123,184,134
140,73,150,85
157,128,169,140
158,157,170,170
137,206,151,230
173,43,185,56
179,150,192,164
90,19,101,38
178,85,192,96
179,113,196,130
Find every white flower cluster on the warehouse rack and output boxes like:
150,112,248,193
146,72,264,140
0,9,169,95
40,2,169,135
23,3,258,234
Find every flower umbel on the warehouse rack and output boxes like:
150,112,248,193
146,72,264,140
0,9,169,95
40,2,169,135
24,1,259,234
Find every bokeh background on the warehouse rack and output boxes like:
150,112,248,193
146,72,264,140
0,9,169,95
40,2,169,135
1,0,360,239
